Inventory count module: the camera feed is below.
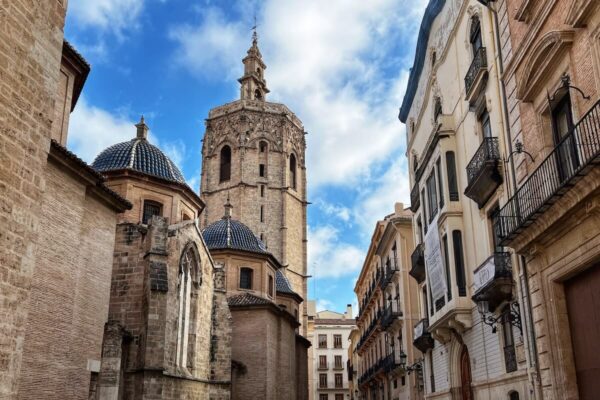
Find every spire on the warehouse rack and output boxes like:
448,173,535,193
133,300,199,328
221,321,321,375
223,193,233,219
238,24,269,101
135,115,149,140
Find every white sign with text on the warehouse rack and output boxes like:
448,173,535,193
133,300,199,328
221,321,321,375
424,214,446,302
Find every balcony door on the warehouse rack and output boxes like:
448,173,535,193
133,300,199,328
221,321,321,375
460,346,473,400
552,94,579,181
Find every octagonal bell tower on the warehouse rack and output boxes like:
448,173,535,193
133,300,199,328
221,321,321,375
199,33,308,333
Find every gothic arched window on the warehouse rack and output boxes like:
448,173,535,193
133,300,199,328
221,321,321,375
176,244,201,369
219,145,231,182
470,16,482,56
290,153,297,190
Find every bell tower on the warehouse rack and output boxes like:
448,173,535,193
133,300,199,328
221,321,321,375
238,31,270,101
200,34,309,333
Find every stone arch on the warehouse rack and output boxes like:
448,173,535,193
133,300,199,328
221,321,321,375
516,30,575,101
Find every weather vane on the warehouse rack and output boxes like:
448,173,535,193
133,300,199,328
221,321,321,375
251,14,259,42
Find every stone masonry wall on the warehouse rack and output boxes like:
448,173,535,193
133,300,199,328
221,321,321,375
17,160,118,400
0,1,66,397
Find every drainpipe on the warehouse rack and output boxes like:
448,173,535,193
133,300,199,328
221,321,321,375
478,0,542,398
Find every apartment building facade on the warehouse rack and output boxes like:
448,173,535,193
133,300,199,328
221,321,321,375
399,0,531,398
308,304,355,400
354,204,423,400
495,0,600,398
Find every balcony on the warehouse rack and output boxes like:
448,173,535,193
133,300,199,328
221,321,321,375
382,352,400,373
464,137,502,208
413,318,434,353
410,183,420,212
494,99,600,245
381,300,403,330
464,47,488,104
472,252,513,312
409,244,425,283
380,264,398,289
318,362,330,371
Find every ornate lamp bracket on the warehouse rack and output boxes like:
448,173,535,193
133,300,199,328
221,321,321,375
549,73,591,102
477,300,523,335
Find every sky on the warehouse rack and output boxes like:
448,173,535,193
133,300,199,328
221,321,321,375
65,0,428,315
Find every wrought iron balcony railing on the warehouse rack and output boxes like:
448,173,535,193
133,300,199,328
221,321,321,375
464,137,502,208
494,99,600,244
472,252,513,312
410,183,420,212
465,47,487,100
413,318,434,353
381,300,402,330
409,243,425,283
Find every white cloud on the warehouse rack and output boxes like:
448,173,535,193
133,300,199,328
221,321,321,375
315,199,351,223
68,97,137,163
308,225,364,278
169,0,427,188
316,299,334,312
67,0,145,37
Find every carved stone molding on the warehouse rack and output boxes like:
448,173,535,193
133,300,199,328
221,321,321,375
516,30,575,101
565,0,598,27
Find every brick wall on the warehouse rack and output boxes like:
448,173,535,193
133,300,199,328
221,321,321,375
0,1,66,396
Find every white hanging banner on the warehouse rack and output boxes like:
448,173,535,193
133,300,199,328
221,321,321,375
424,214,447,302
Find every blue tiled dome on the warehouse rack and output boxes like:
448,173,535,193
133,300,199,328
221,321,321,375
202,217,268,255
92,138,185,184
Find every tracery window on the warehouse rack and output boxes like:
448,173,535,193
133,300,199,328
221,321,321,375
219,145,231,182
176,245,201,369
289,153,297,190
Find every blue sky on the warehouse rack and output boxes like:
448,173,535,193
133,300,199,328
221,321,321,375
65,0,428,315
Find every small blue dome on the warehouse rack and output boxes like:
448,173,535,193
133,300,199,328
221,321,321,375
202,217,268,255
92,138,185,184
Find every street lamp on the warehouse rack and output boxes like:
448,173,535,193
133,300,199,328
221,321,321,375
399,350,407,369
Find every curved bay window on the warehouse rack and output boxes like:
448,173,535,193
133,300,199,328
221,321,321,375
240,267,253,290
289,153,297,190
470,16,482,56
219,145,231,182
176,245,201,369
142,200,162,224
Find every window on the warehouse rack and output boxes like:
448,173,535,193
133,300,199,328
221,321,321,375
142,200,162,224
480,109,492,138
240,268,253,290
421,189,428,233
426,171,438,223
412,154,418,171
334,334,342,349
431,50,437,67
255,89,262,100
503,306,517,373
260,185,265,197
334,373,343,388
470,16,482,55
552,94,578,180
436,158,444,209
319,355,327,368
176,245,201,368
434,97,442,122
334,355,343,369
259,163,266,177
319,334,327,348
268,275,274,297
319,374,328,388
219,145,231,182
320,394,328,400
509,391,520,400
335,395,344,400
442,235,452,303
182,213,191,221
289,153,297,190
446,151,459,201
260,205,264,222
259,140,268,153
452,230,467,297
489,205,501,252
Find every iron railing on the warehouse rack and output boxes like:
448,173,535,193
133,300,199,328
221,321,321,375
494,99,600,243
466,137,501,184
465,47,487,97
410,243,425,283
